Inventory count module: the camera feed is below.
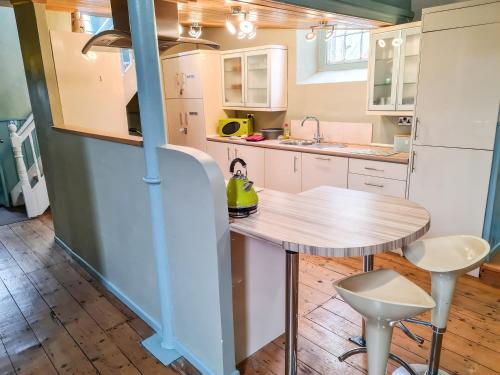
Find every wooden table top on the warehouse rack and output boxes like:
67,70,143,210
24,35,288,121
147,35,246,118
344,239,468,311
229,186,430,257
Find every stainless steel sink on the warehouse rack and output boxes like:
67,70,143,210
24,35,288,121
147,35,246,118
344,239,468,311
307,143,347,149
279,139,314,146
279,139,347,149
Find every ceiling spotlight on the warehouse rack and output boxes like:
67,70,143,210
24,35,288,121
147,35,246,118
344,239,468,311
240,19,254,34
188,22,202,39
225,18,236,34
377,39,386,48
178,24,184,34
247,31,257,39
392,37,403,47
324,26,335,41
305,28,316,42
237,31,246,40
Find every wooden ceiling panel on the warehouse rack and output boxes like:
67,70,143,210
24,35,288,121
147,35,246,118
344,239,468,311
44,0,389,29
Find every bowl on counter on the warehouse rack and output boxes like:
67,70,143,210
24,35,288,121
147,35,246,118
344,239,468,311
261,128,284,140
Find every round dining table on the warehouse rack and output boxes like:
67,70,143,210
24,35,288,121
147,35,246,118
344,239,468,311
230,185,431,375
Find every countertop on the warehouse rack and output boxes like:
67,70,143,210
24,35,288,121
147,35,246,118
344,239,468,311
53,126,143,147
229,186,430,257
207,136,409,164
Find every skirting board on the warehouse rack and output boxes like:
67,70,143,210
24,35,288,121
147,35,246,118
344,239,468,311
54,235,161,332
55,236,240,375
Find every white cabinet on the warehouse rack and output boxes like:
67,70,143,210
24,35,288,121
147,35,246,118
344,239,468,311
162,51,225,150
413,23,500,150
221,45,287,111
222,53,245,107
367,23,421,114
162,52,203,99
348,158,407,198
234,145,265,187
206,141,265,186
408,145,493,237
265,149,301,194
301,153,348,192
165,99,207,151
206,141,233,180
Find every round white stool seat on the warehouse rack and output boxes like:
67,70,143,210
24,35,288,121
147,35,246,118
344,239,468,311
404,235,490,275
335,269,435,321
335,269,435,375
394,236,490,375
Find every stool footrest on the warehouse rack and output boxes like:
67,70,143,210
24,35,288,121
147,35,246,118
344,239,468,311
338,347,418,375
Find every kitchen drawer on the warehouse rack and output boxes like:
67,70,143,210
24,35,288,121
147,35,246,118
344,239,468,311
348,159,408,181
348,173,406,198
301,153,348,192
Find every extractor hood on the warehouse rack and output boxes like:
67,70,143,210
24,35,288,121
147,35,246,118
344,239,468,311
82,0,219,54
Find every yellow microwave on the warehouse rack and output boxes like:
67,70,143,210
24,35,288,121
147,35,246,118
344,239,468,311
217,118,254,137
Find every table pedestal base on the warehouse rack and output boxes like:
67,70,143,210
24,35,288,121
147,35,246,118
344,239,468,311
285,250,299,375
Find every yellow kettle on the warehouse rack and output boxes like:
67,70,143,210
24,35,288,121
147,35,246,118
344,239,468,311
226,158,258,218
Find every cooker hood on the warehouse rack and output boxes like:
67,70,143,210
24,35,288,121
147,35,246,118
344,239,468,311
82,0,219,54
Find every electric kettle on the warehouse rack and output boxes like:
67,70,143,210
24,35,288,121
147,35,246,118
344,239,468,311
226,158,258,218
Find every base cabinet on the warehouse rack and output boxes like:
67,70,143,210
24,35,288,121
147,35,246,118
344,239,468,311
206,141,233,180
206,141,265,186
264,149,301,194
301,153,348,191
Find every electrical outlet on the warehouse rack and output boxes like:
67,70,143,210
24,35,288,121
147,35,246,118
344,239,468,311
398,117,413,126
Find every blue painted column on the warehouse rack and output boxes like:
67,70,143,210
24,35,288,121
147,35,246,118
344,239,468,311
127,0,178,363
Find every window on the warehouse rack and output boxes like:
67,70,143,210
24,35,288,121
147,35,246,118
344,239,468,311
319,30,370,71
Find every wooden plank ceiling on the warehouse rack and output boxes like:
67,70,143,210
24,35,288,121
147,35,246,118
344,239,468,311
44,0,389,29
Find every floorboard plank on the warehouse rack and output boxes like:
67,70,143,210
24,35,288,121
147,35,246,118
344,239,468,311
27,267,141,375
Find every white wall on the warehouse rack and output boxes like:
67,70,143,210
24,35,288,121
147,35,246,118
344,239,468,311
199,28,401,144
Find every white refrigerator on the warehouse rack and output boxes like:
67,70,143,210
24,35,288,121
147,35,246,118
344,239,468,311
408,17,500,239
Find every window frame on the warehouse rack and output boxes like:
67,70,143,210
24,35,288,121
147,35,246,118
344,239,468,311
317,29,369,72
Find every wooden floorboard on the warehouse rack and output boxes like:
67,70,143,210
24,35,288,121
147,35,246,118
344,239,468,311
0,212,499,374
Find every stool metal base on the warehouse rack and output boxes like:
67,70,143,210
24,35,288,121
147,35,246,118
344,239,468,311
348,335,366,347
393,364,451,375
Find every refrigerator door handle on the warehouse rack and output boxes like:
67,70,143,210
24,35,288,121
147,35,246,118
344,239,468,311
414,117,419,141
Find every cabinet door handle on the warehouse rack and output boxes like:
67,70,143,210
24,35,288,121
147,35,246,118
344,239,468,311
364,182,384,188
227,147,231,161
293,156,298,173
315,157,330,161
414,117,419,141
175,73,180,86
179,112,183,126
411,151,416,173
364,167,384,172
184,112,188,126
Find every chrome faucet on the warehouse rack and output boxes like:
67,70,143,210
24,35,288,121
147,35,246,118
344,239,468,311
301,115,323,144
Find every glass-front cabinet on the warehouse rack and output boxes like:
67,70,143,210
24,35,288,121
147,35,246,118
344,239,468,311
221,46,287,111
222,53,244,107
245,51,269,107
367,23,421,113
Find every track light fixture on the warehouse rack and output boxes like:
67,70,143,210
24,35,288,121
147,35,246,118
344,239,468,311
188,22,202,39
226,6,257,40
304,21,337,42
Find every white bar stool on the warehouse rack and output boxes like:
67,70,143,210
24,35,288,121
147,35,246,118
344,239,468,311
393,235,490,375
335,269,435,375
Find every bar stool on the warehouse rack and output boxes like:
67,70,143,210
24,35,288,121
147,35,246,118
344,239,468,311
393,235,490,375
334,269,435,375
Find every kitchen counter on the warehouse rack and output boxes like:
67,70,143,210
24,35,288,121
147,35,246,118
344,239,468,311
229,185,430,258
207,135,409,164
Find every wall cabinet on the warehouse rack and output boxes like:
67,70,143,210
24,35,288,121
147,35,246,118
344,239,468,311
264,149,301,194
221,45,287,111
206,141,265,186
165,99,207,151
367,23,421,114
163,52,203,99
301,153,348,192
